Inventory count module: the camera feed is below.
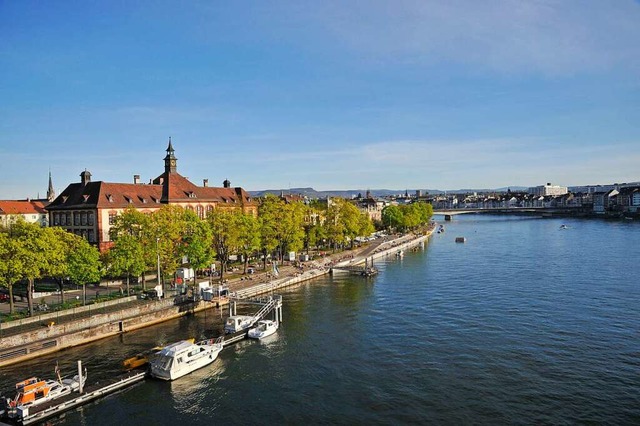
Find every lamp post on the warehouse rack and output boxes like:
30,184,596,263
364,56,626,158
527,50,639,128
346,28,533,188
156,237,161,295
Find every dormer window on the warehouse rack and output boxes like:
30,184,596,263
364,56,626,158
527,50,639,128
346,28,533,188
82,194,90,203
124,196,133,204
62,196,68,203
139,196,147,203
107,194,114,203
186,191,197,198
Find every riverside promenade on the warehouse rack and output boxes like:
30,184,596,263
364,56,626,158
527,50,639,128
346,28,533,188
0,226,435,366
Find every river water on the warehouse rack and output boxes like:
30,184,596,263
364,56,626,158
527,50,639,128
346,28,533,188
2,215,639,425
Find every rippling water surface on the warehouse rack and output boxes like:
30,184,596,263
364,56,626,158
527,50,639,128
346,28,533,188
2,216,639,424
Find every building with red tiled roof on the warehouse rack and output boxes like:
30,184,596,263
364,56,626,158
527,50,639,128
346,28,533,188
0,199,49,227
46,141,257,251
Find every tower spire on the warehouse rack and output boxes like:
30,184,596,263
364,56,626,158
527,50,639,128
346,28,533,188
163,138,177,174
47,169,55,202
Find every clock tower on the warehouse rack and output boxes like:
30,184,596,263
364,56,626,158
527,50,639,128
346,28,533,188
164,137,177,174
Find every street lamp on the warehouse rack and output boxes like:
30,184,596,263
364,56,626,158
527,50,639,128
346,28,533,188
156,237,161,296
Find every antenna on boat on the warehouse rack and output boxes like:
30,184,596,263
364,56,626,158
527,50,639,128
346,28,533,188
55,361,62,384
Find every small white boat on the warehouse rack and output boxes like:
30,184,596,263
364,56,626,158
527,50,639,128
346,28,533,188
2,367,86,419
149,338,223,381
559,224,568,229
396,250,404,258
248,320,278,339
224,315,254,334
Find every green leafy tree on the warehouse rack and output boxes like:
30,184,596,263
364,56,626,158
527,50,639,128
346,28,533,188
105,234,145,296
207,208,240,282
358,212,376,239
6,220,50,316
150,205,190,288
277,202,306,259
236,212,260,274
0,228,24,314
382,205,404,231
67,238,102,305
46,227,82,304
325,200,346,251
258,195,282,267
180,209,215,272
109,206,152,288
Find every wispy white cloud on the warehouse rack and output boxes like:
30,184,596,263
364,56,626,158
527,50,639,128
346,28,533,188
231,137,640,190
312,0,640,75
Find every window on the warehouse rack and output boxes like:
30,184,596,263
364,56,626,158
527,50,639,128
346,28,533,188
81,212,87,226
74,212,80,226
88,230,95,243
61,214,66,226
53,213,59,226
197,205,204,219
66,213,72,225
88,212,94,226
109,212,117,225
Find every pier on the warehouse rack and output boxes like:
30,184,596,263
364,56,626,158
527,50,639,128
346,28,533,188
7,368,146,425
4,294,284,425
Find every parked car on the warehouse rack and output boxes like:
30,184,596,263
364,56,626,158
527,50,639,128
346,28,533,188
0,293,9,303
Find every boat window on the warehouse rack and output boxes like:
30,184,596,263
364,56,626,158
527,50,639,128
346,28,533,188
156,355,173,370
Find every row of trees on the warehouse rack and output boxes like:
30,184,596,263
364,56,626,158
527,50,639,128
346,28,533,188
0,220,102,315
106,195,376,287
381,202,434,232
1,197,432,317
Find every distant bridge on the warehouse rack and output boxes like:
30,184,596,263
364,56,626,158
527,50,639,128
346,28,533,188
433,207,588,219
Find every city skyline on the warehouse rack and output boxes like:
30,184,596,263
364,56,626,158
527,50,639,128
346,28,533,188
1,1,639,199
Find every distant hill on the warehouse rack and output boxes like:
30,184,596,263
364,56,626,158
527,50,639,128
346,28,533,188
249,186,529,198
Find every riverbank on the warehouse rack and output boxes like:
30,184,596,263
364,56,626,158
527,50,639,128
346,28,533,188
0,227,435,367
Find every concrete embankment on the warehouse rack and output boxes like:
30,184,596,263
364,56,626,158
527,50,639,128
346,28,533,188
0,230,434,367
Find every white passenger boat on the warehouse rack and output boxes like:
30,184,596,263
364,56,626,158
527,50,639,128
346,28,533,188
2,366,86,420
224,315,254,334
248,320,278,339
149,338,224,381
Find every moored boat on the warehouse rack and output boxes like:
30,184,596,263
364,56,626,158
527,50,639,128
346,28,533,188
455,237,466,243
248,320,278,339
2,366,86,420
123,338,195,370
224,315,254,334
149,338,224,381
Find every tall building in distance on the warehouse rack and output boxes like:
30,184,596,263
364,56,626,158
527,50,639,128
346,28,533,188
46,141,257,251
528,183,568,197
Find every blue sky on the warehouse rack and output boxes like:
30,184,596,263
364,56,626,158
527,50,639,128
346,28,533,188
1,0,639,198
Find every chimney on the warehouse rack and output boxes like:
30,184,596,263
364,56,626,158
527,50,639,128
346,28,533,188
223,179,231,188
203,179,209,187
80,170,92,186
134,174,140,184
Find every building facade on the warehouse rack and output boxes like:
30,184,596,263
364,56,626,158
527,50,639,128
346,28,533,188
46,142,257,251
528,183,568,197
0,199,49,227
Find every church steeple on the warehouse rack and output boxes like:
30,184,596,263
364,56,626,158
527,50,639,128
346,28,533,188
46,169,55,202
164,137,177,174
